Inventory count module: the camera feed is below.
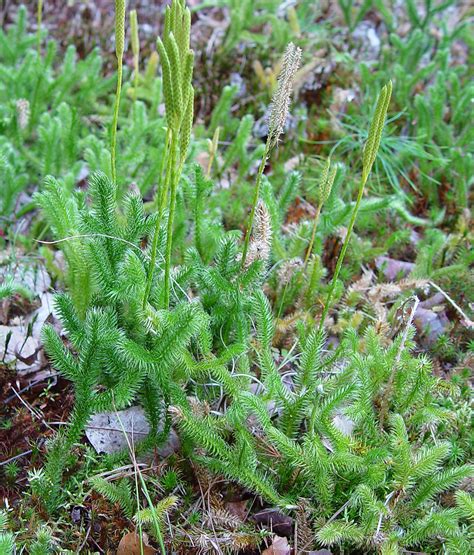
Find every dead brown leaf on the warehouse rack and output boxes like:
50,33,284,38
225,499,248,522
262,535,291,555
116,531,156,555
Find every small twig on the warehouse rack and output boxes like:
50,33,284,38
429,280,473,328
4,372,58,404
0,450,33,467
77,524,91,554
325,500,350,525
8,385,55,432
375,490,395,538
83,425,149,436
112,399,167,555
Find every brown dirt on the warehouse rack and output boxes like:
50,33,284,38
0,370,74,505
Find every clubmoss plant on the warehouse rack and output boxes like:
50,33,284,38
304,157,337,266
316,81,392,337
144,0,194,309
241,42,301,267
111,0,126,185
206,125,220,179
19,3,474,552
0,512,14,555
174,299,474,553
35,172,211,513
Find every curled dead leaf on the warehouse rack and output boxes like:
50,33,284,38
116,531,156,555
262,535,291,555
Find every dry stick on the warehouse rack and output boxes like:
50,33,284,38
0,450,33,467
9,386,55,432
379,295,419,430
429,280,474,328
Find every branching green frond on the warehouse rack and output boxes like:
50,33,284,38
298,328,326,389
134,495,178,526
410,465,474,508
252,290,274,350
91,477,135,519
455,490,474,522
41,325,80,381
316,520,364,546
404,509,460,546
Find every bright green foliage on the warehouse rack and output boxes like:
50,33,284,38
91,475,178,547
27,527,54,555
207,0,302,54
7,2,470,553
188,233,267,347
456,491,474,522
157,0,194,157
0,5,169,220
148,0,195,309
91,476,135,518
34,178,91,317
0,277,33,301
134,495,179,537
0,511,14,555
176,303,474,552
351,13,473,212
35,172,210,512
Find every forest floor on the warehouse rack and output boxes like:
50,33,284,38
1,1,473,554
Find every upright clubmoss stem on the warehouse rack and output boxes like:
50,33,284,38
316,172,368,336
241,142,270,267
316,81,392,336
130,9,140,104
241,42,301,269
37,0,43,54
304,158,336,268
378,296,419,430
307,173,368,435
206,126,220,179
158,128,173,213
111,62,123,185
111,0,126,185
163,132,180,309
304,204,322,267
143,128,173,310
309,81,392,434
